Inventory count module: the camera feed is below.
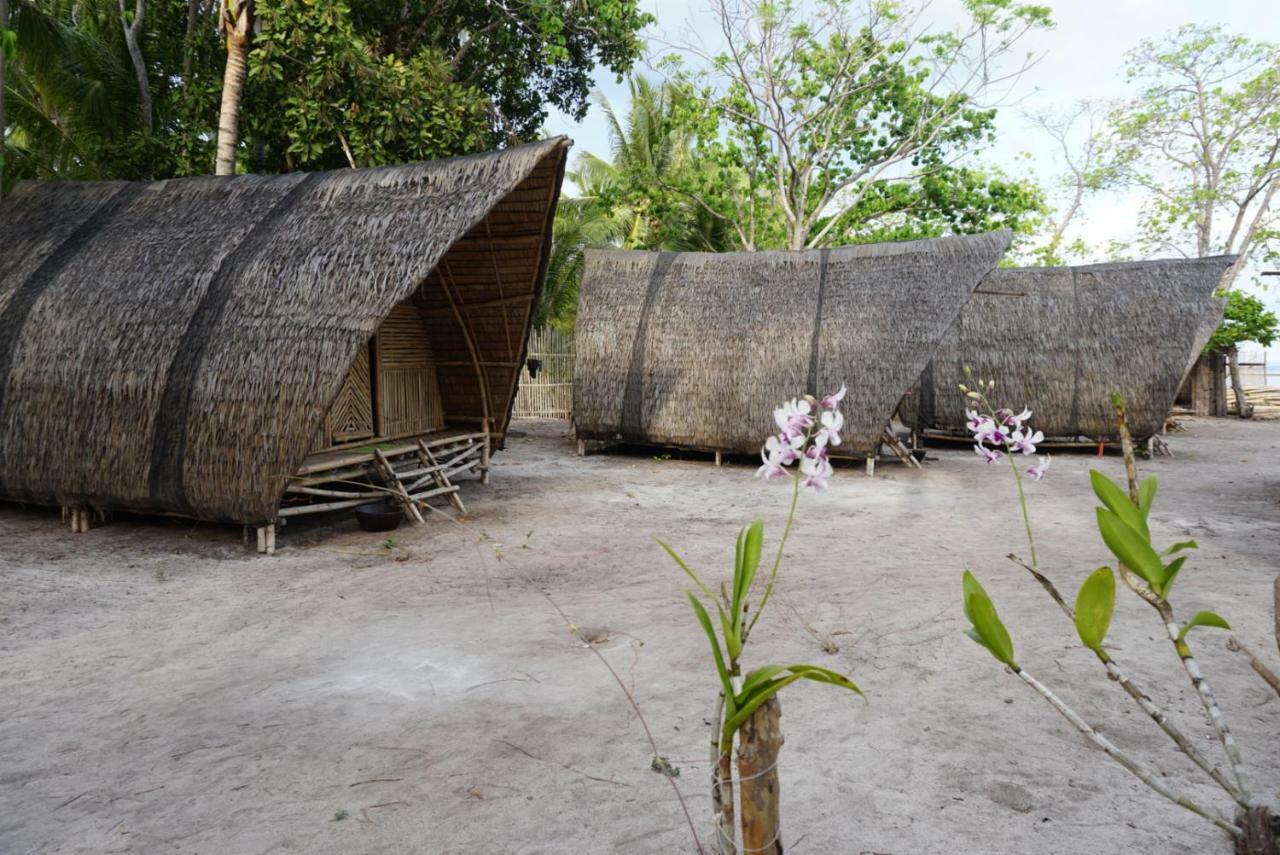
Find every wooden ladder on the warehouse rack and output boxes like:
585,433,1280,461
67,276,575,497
415,439,467,515
373,448,425,524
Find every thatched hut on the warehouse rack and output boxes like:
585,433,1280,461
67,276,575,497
904,256,1234,442
573,232,1012,459
0,137,569,547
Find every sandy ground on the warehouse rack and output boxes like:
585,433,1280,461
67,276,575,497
2,417,1279,854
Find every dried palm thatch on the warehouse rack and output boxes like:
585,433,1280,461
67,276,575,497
573,232,1012,456
904,256,1234,441
0,137,569,524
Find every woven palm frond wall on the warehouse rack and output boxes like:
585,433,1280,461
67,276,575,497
573,232,1013,455
0,137,569,524
903,257,1234,441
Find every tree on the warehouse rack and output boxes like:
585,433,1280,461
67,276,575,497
117,0,151,132
661,0,1053,251
534,193,624,332
214,0,249,175
0,0,10,195
1112,26,1280,288
1205,291,1279,418
1111,26,1280,416
1024,100,1122,266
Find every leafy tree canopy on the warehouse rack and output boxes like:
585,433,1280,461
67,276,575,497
2,0,651,183
1206,290,1279,352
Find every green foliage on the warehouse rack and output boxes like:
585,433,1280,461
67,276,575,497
1110,25,1280,274
1178,611,1231,641
962,571,1016,666
3,0,649,182
1206,291,1279,353
1074,567,1116,652
1089,471,1197,599
664,521,860,753
658,0,1052,250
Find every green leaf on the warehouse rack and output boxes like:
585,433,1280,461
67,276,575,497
1178,611,1231,641
1,29,16,61
1161,555,1188,597
734,520,764,613
1074,567,1115,652
1161,539,1198,557
659,539,715,599
1095,508,1166,590
962,571,1016,666
1138,476,1157,517
722,664,861,740
687,593,733,702
1090,470,1150,540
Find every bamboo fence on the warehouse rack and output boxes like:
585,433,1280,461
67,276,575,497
512,326,575,419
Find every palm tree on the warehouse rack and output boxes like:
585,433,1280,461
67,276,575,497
533,188,623,332
214,0,251,175
2,0,143,183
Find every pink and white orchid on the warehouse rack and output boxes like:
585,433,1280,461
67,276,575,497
1003,407,1032,428
974,443,1003,464
1026,455,1051,481
1010,428,1045,455
815,409,844,447
973,421,1011,446
964,409,987,432
774,398,814,439
758,385,846,489
820,385,847,410
799,454,832,490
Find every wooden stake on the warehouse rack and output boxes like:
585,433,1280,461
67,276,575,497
865,450,876,476
480,426,491,485
256,526,266,553
715,451,722,467
737,696,784,855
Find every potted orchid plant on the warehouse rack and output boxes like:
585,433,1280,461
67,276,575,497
660,386,861,855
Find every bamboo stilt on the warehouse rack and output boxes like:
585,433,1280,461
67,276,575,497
715,451,722,467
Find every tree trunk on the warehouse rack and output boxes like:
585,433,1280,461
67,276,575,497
1235,806,1280,855
1,0,9,197
737,696,784,855
215,0,252,176
1185,353,1228,418
1228,345,1254,419
118,0,153,133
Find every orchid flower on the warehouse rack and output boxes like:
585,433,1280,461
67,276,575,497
1004,407,1032,428
1025,455,1051,481
774,398,814,439
974,421,1011,446
1010,428,1045,455
964,409,986,431
975,443,1003,464
799,454,832,490
756,446,788,480
820,385,847,410
765,433,804,465
815,409,844,447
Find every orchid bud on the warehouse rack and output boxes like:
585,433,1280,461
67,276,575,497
958,384,969,393
802,394,817,407
966,391,983,399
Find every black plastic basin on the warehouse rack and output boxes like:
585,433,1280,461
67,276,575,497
355,502,403,532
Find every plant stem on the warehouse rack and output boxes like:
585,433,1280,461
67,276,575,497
544,594,706,855
1157,600,1254,805
1006,554,1246,805
745,472,800,641
1014,666,1242,838
1005,451,1040,571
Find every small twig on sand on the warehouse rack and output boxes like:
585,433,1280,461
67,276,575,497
543,593,706,855
494,739,629,787
1226,636,1280,698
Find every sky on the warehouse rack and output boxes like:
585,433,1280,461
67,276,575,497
543,0,1280,339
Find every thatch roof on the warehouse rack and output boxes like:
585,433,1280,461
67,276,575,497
573,232,1012,455
0,137,569,524
904,257,1234,441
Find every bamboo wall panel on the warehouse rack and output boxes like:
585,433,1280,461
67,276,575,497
574,232,1012,454
326,346,375,442
903,257,1233,440
513,326,575,419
